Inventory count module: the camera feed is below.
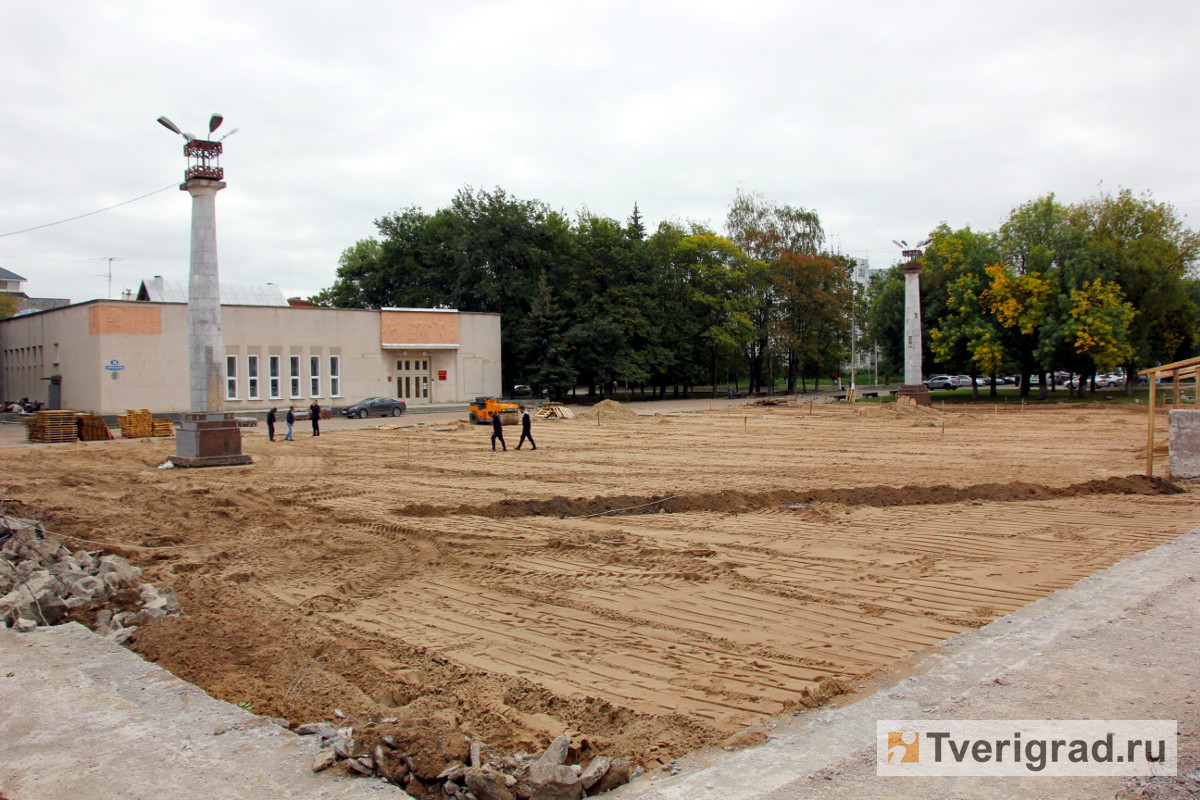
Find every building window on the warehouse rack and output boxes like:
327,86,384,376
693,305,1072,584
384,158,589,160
268,355,281,399
329,356,341,397
225,356,238,400
309,355,321,397
247,355,260,400
289,355,301,398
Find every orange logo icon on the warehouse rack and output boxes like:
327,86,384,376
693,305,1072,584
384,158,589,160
887,731,920,763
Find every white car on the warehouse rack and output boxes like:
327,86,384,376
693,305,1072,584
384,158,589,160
924,375,958,390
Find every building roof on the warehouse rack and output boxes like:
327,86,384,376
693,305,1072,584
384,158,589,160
0,266,27,282
137,276,288,306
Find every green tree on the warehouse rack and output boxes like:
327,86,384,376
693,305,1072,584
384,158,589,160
772,252,854,392
514,272,576,399
655,227,756,394
564,215,655,397
311,237,387,307
866,266,906,379
993,194,1072,396
725,189,826,393
316,187,574,391
1065,189,1200,384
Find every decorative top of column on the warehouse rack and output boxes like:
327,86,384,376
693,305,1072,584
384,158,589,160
156,113,238,183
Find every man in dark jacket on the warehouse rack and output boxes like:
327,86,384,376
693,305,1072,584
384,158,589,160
309,400,321,436
516,405,536,450
266,407,277,442
285,406,295,441
491,411,506,451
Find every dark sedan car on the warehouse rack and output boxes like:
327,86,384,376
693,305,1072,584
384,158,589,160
340,397,406,418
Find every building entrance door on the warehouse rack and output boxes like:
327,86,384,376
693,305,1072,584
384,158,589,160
395,358,430,404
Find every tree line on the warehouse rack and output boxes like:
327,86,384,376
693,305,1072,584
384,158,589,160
313,186,1199,399
314,187,858,398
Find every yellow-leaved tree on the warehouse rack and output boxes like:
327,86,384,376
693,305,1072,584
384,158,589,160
1064,279,1136,372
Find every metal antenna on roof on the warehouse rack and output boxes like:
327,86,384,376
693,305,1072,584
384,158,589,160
95,256,125,300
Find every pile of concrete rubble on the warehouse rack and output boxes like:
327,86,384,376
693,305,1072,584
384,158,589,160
0,516,180,638
303,724,634,800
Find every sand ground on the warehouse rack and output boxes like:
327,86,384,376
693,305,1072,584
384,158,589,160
3,399,1195,770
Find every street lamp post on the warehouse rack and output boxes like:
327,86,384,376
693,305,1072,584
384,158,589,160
893,238,933,407
158,113,251,468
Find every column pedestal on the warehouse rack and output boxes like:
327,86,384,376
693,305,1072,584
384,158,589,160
170,413,252,468
897,384,932,406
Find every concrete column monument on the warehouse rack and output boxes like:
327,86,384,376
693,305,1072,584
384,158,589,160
158,114,251,467
896,260,931,406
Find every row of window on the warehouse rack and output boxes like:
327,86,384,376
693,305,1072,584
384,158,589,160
225,355,341,401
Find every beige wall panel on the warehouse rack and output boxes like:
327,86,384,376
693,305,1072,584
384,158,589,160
455,313,502,400
380,311,460,347
88,305,162,335
96,304,186,414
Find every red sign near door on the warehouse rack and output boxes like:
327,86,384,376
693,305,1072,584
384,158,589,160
437,370,447,380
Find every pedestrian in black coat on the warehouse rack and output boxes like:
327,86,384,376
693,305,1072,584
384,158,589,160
516,406,536,450
266,408,276,441
309,400,321,436
285,406,296,441
491,412,506,451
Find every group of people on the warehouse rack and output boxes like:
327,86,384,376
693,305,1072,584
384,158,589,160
260,400,539,451
265,401,321,442
491,405,536,451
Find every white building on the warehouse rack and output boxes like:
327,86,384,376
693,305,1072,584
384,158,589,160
0,298,501,415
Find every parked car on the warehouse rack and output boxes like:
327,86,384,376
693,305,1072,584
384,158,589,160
956,375,979,388
512,384,533,397
340,397,407,418
924,375,958,390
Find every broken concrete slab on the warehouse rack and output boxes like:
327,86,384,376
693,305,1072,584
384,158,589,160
0,622,410,800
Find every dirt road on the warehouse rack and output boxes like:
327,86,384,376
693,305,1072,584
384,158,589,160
3,399,1195,770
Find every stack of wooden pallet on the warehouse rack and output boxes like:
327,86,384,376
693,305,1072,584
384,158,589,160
24,410,80,443
534,402,574,419
151,418,174,437
118,409,155,438
78,414,115,441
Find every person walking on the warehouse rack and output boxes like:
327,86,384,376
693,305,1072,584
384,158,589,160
309,400,321,436
266,407,277,442
285,406,295,441
490,410,506,451
516,405,536,450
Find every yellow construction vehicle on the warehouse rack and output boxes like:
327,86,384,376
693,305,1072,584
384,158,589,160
468,397,520,425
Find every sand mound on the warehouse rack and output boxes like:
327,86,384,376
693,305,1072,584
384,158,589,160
574,399,640,420
850,402,946,420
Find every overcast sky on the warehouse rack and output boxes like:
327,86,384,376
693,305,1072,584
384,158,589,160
2,1,1198,304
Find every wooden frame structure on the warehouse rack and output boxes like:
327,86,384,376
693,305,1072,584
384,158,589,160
1138,355,1200,477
